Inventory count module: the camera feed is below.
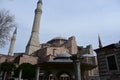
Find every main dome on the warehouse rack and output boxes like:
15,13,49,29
52,36,66,40
47,36,67,44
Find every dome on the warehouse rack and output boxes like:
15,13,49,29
52,36,66,40
54,53,71,60
47,36,67,43
56,53,71,58
49,53,72,62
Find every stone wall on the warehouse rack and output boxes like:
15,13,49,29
95,43,120,80
64,36,78,54
19,55,38,65
0,55,14,64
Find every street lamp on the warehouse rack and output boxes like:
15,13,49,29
70,53,95,80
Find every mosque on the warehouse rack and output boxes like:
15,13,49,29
0,0,99,80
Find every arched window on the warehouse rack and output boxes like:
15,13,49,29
48,74,53,80
59,73,70,80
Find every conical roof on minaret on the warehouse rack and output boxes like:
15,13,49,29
38,0,42,4
98,34,103,48
12,27,17,40
14,27,17,34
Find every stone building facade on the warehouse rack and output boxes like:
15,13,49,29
14,54,38,65
0,54,15,64
95,42,120,80
32,36,78,62
31,36,99,80
0,0,99,80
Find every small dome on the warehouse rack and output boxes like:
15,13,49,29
56,53,71,58
49,53,72,62
54,53,71,60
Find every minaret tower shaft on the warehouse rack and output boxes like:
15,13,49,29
26,0,42,55
8,27,17,56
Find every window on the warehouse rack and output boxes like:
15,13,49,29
107,55,118,71
59,73,70,80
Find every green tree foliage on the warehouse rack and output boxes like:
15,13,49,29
14,63,36,79
0,61,16,80
0,9,16,47
1,61,16,72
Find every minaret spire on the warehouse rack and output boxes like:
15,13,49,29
98,34,103,48
8,27,17,56
38,0,42,4
26,0,42,55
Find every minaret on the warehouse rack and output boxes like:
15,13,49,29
8,27,17,56
26,0,42,55
98,35,103,48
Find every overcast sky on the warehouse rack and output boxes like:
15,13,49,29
0,0,120,54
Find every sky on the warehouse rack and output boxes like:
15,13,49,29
0,0,120,54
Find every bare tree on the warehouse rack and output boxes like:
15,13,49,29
0,9,16,48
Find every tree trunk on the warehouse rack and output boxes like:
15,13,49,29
3,72,7,80
18,70,22,80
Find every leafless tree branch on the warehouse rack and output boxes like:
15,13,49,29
0,9,17,48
